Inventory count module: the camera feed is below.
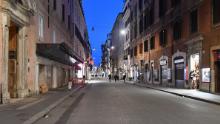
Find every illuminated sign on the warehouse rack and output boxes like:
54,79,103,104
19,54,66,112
202,68,211,83
160,59,167,66
174,59,184,64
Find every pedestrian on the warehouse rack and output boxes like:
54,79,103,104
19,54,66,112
114,75,117,82
68,78,72,90
108,74,111,82
123,74,126,83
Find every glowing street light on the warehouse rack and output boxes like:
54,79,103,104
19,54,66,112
120,29,126,36
111,46,115,50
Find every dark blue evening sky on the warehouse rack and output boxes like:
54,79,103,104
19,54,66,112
83,0,124,66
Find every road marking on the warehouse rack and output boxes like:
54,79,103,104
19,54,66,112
16,98,45,110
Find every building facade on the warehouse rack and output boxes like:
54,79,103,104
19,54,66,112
0,0,91,104
122,0,132,79
111,13,125,79
121,0,220,93
101,34,112,77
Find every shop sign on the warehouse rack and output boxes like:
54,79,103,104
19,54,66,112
213,50,220,61
202,68,211,83
174,59,184,64
184,66,189,80
160,59,167,66
161,68,171,80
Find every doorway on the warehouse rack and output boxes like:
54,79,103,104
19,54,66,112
175,62,185,88
190,53,200,89
215,61,220,92
8,21,19,98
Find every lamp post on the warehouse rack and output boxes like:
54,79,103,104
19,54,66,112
120,29,128,79
107,46,115,76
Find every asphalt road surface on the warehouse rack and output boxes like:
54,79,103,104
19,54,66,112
35,80,220,124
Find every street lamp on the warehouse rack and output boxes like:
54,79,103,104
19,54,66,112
111,46,115,50
120,29,126,36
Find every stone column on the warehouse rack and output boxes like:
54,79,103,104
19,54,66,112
52,66,58,88
17,27,28,98
35,63,39,94
1,13,10,103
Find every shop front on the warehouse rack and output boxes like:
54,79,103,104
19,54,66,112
159,56,170,86
213,50,220,92
172,51,186,88
189,53,200,89
174,57,185,88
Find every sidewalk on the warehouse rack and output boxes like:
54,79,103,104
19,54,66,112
0,86,82,124
126,81,220,105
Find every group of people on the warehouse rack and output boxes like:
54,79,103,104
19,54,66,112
189,65,200,89
108,74,126,82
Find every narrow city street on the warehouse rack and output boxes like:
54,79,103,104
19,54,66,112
35,80,220,124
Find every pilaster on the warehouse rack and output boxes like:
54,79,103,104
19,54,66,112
17,27,28,98
1,12,10,103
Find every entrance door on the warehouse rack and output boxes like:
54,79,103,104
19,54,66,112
215,61,220,92
8,22,19,98
175,62,185,88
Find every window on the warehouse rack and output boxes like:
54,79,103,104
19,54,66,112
39,16,44,38
139,0,143,12
149,8,154,25
16,0,23,4
150,36,155,50
130,48,134,57
52,30,56,43
139,15,144,34
62,4,65,22
134,46,137,56
139,43,143,54
159,0,167,17
126,31,130,41
144,8,154,30
134,21,137,38
171,0,181,8
173,20,182,40
144,40,148,52
190,9,198,33
159,29,167,46
48,0,50,28
144,10,148,30
53,0,57,10
213,0,220,24
68,15,71,30
48,16,50,28
134,4,138,18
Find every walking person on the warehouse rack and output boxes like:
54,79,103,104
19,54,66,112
108,74,111,82
123,74,126,83
114,75,117,82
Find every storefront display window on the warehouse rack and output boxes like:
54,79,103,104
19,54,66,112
190,53,200,89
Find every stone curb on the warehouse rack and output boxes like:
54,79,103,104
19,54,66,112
126,82,220,106
22,86,83,124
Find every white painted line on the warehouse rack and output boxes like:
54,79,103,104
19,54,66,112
16,98,45,110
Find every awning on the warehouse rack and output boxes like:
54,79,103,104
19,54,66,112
73,63,82,70
36,43,83,66
60,43,84,63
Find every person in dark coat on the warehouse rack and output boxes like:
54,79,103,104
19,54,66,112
108,74,111,82
123,74,126,83
114,75,118,82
